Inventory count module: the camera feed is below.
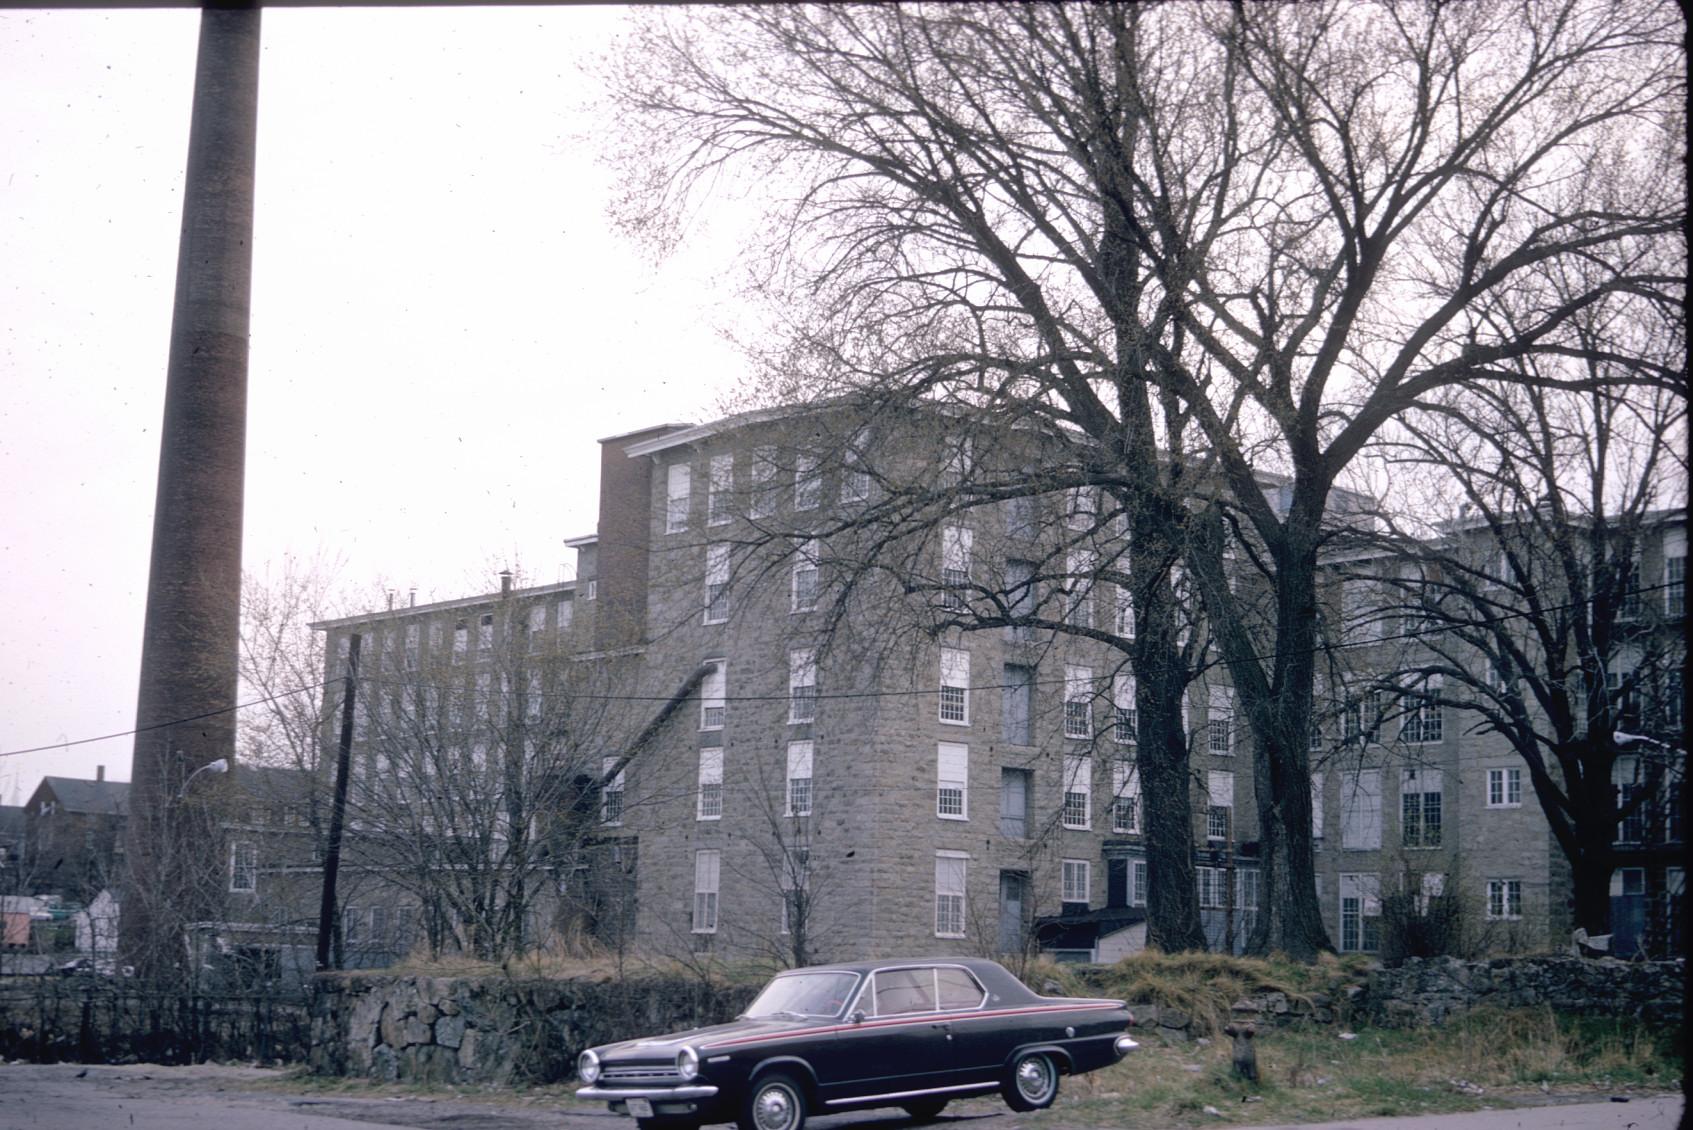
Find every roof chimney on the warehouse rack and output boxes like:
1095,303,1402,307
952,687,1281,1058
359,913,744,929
409,587,417,607
96,765,105,782
500,569,513,598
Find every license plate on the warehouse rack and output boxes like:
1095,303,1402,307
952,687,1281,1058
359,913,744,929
626,1098,654,1118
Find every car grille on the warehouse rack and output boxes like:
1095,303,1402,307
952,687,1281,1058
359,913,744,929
601,1064,683,1086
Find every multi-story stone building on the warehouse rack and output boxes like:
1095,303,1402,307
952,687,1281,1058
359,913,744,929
310,410,1684,964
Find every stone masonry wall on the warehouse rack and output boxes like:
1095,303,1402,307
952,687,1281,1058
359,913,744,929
308,972,759,1085
309,957,1681,1086
1365,955,1684,1028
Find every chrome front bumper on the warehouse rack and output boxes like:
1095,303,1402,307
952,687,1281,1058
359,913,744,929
576,1084,720,1101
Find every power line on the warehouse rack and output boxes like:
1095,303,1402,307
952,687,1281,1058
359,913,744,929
0,680,335,760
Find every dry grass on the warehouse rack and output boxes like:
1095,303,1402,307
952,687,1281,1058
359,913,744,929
1076,950,1373,1035
1060,1004,1678,1128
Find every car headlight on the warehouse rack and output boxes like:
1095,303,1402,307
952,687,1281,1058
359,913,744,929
578,1049,601,1084
677,1046,699,1080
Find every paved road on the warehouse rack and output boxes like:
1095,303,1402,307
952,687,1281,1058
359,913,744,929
0,1063,1680,1130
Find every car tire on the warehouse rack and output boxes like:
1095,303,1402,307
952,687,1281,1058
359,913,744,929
901,1097,949,1121
1002,1050,1060,1112
739,1070,807,1130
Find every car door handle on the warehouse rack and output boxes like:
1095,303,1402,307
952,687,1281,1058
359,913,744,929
931,1022,952,1040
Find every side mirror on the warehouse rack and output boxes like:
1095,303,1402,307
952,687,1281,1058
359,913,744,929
850,1010,867,1025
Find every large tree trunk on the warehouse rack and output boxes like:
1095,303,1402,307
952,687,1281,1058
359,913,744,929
1569,850,1614,939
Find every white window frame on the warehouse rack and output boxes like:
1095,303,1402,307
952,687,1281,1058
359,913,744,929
1064,665,1094,739
939,646,970,725
1131,859,1148,907
666,462,692,533
794,453,821,511
707,453,733,527
789,648,817,724
934,852,967,938
1485,878,1523,920
699,660,726,731
1065,551,1096,628
1112,760,1140,834
557,597,573,632
1207,685,1233,755
1340,768,1382,850
1112,673,1137,744
601,756,625,825
791,539,819,614
1339,872,1381,952
1062,858,1090,904
1114,586,1136,639
1486,767,1523,808
937,741,969,820
1207,770,1234,842
1062,754,1093,829
704,543,731,624
1400,767,1443,848
697,747,724,821
229,840,258,892
942,527,973,612
693,850,721,933
1665,528,1686,616
841,428,872,503
786,740,814,816
1398,674,1444,745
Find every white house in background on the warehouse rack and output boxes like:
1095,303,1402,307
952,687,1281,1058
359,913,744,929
74,888,120,957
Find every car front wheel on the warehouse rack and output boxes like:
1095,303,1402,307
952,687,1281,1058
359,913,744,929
739,1071,807,1130
1002,1051,1059,1112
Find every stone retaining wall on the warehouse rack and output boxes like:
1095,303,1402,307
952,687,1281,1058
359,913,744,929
306,956,1684,1085
308,972,759,1085
1364,955,1683,1028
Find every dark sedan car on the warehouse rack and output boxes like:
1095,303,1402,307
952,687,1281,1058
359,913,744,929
576,956,1137,1130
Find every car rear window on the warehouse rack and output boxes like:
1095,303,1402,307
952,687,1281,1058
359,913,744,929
873,968,936,1015
937,966,986,1010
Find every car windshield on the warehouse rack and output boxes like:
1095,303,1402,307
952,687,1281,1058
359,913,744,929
744,971,860,1019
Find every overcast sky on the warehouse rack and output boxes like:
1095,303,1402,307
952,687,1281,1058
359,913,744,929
0,6,752,801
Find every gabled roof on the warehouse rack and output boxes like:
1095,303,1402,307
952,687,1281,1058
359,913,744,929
230,764,315,805
0,805,25,840
33,777,130,816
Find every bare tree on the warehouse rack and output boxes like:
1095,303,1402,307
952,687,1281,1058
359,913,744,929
1365,322,1686,947
605,1,1683,957
341,596,643,963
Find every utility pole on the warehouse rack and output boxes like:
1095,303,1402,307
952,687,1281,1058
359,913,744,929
317,633,360,971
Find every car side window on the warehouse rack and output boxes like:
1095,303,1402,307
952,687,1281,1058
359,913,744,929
873,967,937,1015
937,966,986,1010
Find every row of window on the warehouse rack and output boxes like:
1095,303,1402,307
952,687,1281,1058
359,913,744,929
667,445,874,536
337,589,598,676
1334,872,1518,952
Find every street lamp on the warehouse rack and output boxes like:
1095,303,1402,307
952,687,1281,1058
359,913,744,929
175,757,229,801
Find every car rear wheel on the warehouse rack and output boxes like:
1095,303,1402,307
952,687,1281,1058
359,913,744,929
901,1097,949,1121
1002,1050,1059,1112
739,1070,807,1130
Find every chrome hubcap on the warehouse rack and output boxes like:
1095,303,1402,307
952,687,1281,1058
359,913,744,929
1017,1057,1051,1100
755,1085,794,1130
